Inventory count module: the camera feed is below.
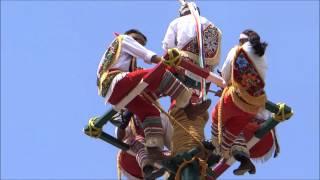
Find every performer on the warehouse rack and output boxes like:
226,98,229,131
115,111,173,179
162,2,222,105
211,29,268,175
97,29,210,170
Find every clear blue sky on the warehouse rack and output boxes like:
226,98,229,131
1,1,319,179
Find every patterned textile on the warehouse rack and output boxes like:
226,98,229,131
97,36,123,97
97,36,121,80
98,70,121,97
211,100,275,160
182,24,220,59
129,136,152,168
233,49,265,97
211,94,255,159
156,71,191,103
142,116,164,148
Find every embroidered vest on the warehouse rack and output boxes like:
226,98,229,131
181,24,221,67
228,46,267,114
180,24,221,89
97,35,123,97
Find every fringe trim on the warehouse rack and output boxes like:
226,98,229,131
118,166,143,180
272,128,281,158
251,143,275,163
252,128,280,163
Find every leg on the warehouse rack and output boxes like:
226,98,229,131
211,94,255,158
231,133,256,175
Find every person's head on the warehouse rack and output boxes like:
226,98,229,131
124,29,147,46
239,29,268,56
179,2,200,17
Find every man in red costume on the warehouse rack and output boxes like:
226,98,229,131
211,29,269,175
97,29,210,174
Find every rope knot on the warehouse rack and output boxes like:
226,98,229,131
163,48,182,67
84,117,102,138
272,103,293,122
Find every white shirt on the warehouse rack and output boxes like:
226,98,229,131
98,35,155,73
162,15,216,50
162,15,221,83
221,42,268,84
98,35,156,102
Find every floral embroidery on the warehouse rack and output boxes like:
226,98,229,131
98,38,120,78
233,51,265,96
99,72,120,97
96,38,121,97
182,24,220,58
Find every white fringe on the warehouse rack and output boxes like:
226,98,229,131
118,166,143,180
251,141,275,163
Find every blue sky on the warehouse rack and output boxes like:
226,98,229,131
1,1,319,179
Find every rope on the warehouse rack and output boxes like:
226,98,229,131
117,151,122,180
174,156,208,180
141,92,211,179
272,103,293,122
163,48,182,67
169,108,207,155
141,92,203,149
198,157,209,180
85,117,102,138
217,87,228,146
175,157,197,180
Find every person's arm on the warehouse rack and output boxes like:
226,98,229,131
162,20,177,50
121,35,156,64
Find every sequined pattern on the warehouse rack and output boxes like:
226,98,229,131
97,38,120,78
233,51,265,96
182,24,220,58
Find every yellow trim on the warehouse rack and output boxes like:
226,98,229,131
164,48,182,67
272,103,294,122
84,117,102,138
98,35,124,96
175,157,197,180
117,151,122,180
180,49,220,67
113,35,124,67
228,86,265,114
180,26,222,68
228,46,267,114
217,87,229,145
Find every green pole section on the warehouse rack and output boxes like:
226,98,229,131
255,102,293,139
265,100,291,114
181,161,200,180
94,108,118,128
99,131,130,151
83,108,117,134
254,118,279,139
180,147,200,180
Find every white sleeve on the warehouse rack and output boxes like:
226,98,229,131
121,35,156,64
162,20,177,50
221,47,237,84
